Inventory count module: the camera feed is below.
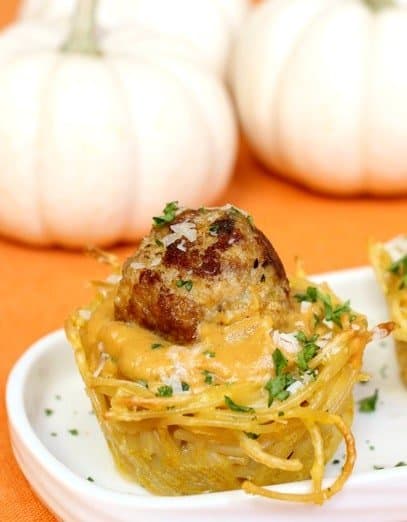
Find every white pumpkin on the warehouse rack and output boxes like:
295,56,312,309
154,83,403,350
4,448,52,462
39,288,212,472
231,0,407,195
0,0,237,247
19,0,250,78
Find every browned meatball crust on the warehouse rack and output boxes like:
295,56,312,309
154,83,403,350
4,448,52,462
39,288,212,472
115,204,290,344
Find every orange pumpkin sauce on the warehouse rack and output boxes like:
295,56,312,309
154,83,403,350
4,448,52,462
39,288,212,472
81,291,299,390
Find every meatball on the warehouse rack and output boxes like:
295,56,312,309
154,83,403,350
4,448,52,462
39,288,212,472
115,204,290,344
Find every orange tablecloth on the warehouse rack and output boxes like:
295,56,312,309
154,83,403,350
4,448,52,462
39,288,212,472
1,2,406,520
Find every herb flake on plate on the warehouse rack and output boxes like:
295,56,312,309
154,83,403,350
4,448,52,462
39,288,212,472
358,389,379,413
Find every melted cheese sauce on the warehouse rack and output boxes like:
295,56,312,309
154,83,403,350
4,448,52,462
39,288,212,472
81,292,296,390
81,281,355,393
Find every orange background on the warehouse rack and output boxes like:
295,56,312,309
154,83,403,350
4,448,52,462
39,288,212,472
0,1,406,520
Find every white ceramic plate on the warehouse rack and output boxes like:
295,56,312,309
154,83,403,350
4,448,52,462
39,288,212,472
6,267,407,522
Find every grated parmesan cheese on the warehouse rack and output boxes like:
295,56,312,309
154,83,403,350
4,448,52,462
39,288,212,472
162,232,179,247
316,332,332,348
171,222,197,242
177,239,187,252
300,301,312,313
385,235,407,261
163,376,184,395
271,330,300,354
287,380,304,395
166,348,190,390
162,221,197,247
287,371,316,396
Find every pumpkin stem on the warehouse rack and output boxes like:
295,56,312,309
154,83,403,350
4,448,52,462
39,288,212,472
363,0,395,11
61,0,101,55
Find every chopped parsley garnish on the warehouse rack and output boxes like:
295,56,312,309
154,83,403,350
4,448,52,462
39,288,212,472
181,381,190,391
295,332,319,371
155,238,164,247
358,389,379,413
315,290,351,326
44,408,53,416
50,432,57,437
278,411,285,417
265,348,295,406
245,432,260,439
224,396,254,413
209,223,220,236
68,429,79,436
156,385,173,397
332,459,340,465
389,255,407,289
203,350,216,358
151,343,163,350
202,370,214,384
272,348,288,376
295,286,351,327
376,462,407,470
325,299,351,327
265,374,295,406
295,286,318,303
153,201,179,227
176,279,193,291
87,476,95,482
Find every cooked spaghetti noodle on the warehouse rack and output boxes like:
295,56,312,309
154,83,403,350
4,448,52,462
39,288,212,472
370,236,407,385
65,205,386,504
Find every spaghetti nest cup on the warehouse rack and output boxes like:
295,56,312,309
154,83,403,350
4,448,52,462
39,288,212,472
65,203,388,504
370,235,407,386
